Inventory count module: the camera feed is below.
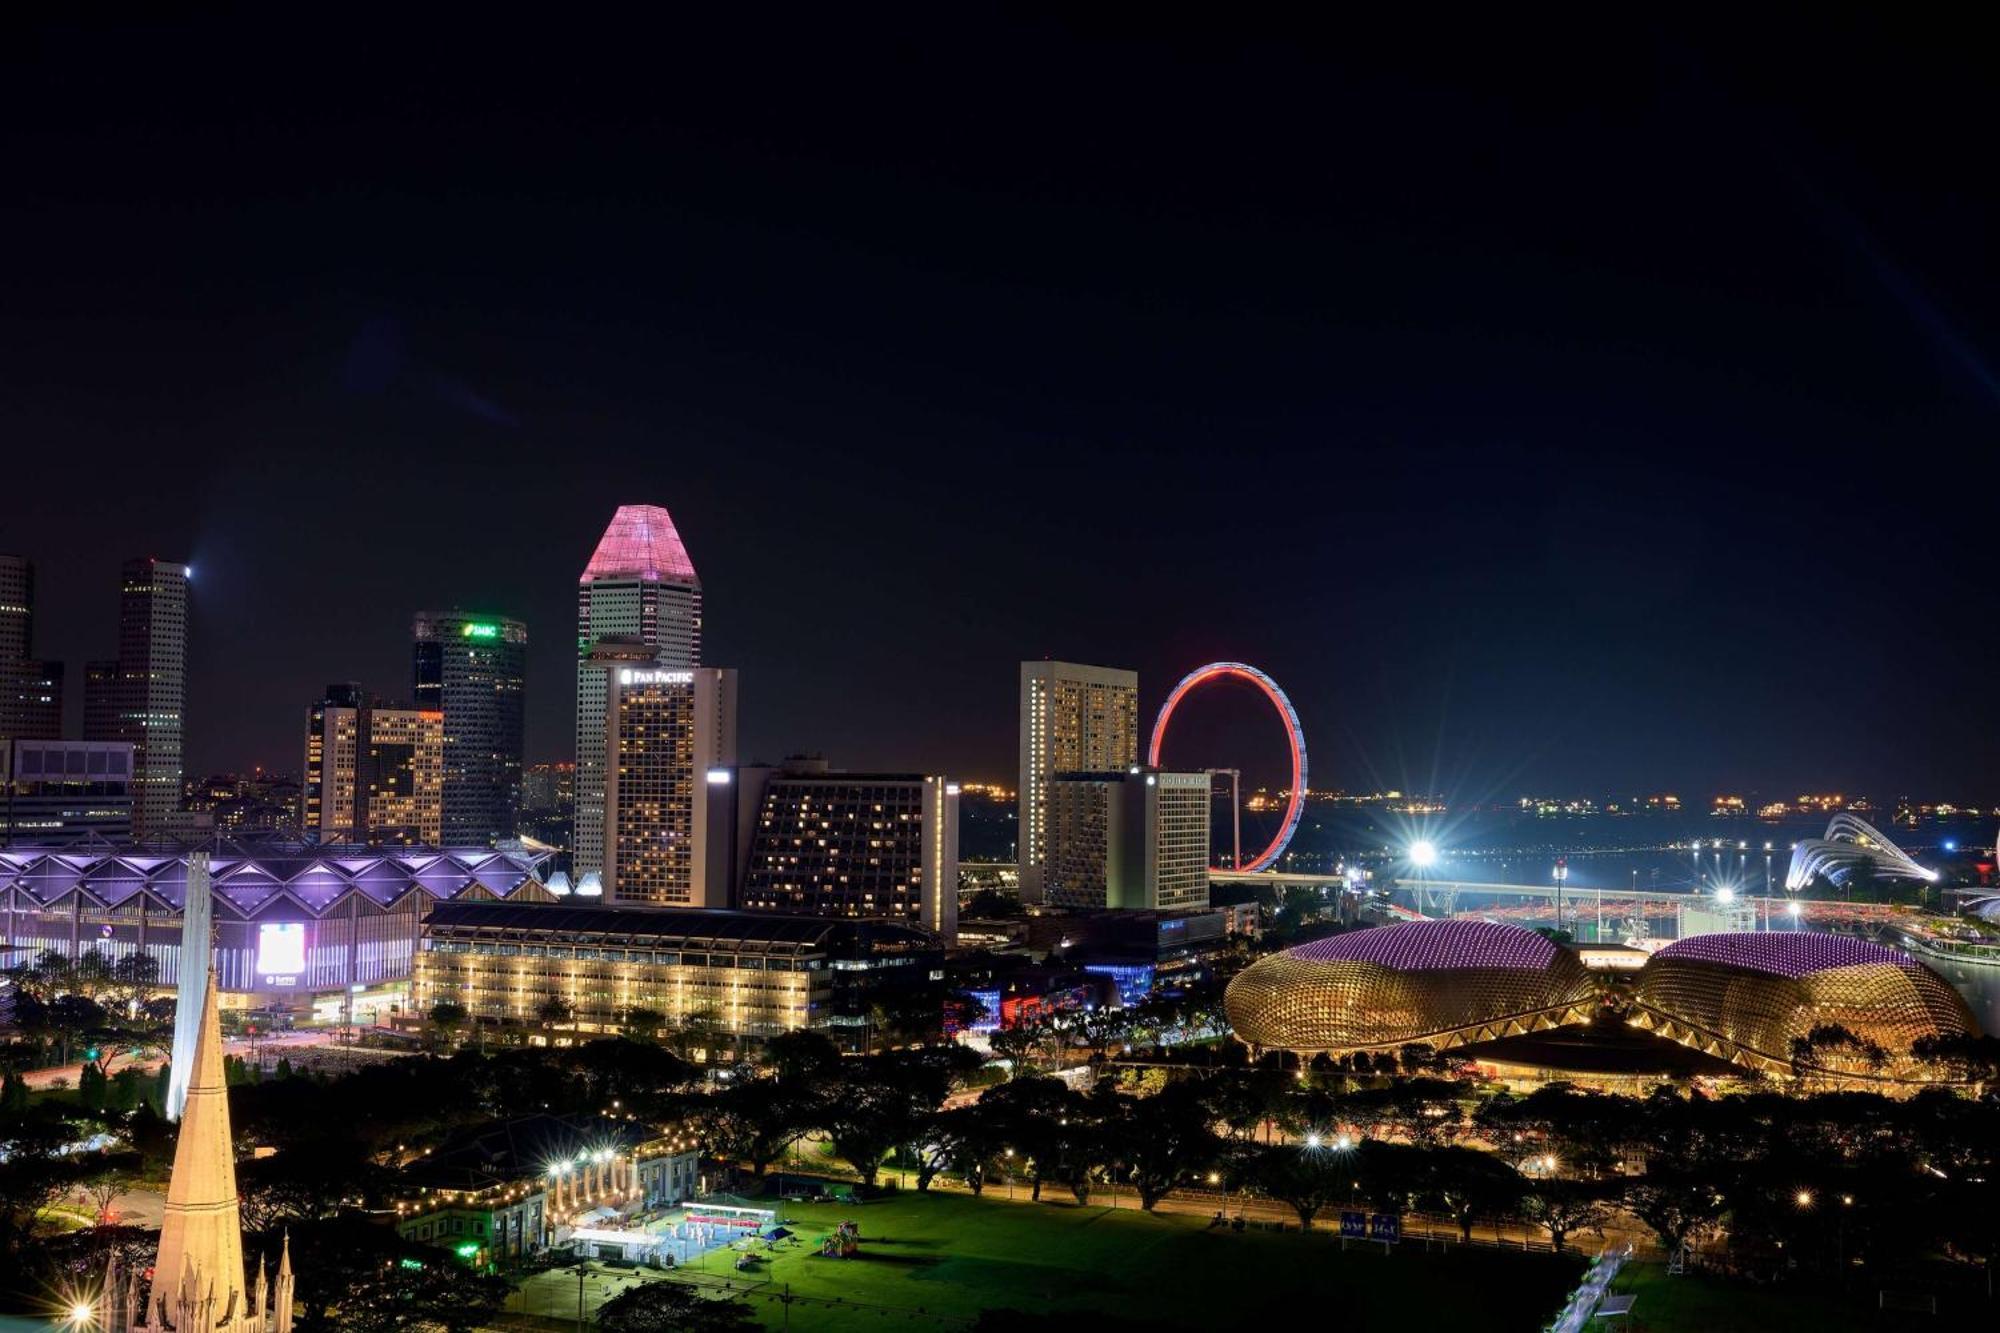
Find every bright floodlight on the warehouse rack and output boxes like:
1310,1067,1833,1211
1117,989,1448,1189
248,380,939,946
1714,886,1735,904
1304,1132,1322,1149
1787,899,1803,916
1409,839,1439,868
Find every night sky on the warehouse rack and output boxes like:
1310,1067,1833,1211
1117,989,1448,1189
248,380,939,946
6,10,1998,798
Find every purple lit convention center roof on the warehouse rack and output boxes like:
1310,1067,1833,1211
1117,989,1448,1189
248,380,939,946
0,841,553,919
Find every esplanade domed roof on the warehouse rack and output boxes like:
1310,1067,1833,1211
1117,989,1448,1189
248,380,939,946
1225,920,1599,1055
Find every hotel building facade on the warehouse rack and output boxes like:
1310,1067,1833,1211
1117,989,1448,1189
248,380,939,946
1017,660,1138,902
604,665,737,907
1045,767,1210,911
736,760,958,941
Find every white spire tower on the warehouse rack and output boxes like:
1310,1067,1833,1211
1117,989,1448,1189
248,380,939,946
165,850,213,1121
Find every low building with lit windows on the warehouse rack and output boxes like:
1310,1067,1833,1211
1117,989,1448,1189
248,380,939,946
0,739,134,845
413,900,942,1053
393,1114,699,1267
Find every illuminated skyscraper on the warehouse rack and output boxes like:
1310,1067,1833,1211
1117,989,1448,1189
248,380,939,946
574,505,701,879
83,557,189,836
1017,660,1138,902
604,665,736,906
413,610,527,845
0,555,62,750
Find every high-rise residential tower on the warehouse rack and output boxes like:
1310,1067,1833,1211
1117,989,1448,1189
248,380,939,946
301,684,444,846
604,664,736,906
574,505,701,879
83,558,189,836
413,611,527,846
0,555,64,749
1017,660,1138,902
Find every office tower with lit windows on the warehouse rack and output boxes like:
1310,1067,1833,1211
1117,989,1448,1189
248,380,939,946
302,683,444,846
1045,768,1210,911
1017,660,1138,902
737,760,959,941
0,555,64,751
0,556,31,667
80,557,189,836
81,660,119,741
603,665,736,906
521,762,574,814
413,611,527,846
573,506,701,882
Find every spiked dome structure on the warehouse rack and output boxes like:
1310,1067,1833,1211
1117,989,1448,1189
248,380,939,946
1628,931,1979,1080
1224,920,1601,1056
144,965,294,1332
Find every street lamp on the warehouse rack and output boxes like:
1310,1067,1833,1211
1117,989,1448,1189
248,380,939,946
1794,1189,1815,1210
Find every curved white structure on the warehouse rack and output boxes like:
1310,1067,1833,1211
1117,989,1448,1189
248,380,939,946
1784,813,1938,891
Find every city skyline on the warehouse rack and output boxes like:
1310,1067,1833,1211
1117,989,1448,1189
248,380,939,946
7,15,2000,1332
10,11,2000,800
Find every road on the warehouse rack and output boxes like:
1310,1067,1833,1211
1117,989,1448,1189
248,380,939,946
21,1028,354,1090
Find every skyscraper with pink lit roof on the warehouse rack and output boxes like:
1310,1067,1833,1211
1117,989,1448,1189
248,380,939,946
573,505,702,880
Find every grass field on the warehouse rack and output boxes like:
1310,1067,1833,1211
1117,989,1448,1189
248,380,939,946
1602,1261,1979,1332
700,1191,1582,1332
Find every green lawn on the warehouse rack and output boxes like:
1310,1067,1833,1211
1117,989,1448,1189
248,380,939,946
1602,1262,1974,1332
704,1191,1581,1332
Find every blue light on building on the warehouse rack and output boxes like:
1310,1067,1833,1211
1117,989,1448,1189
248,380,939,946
1083,962,1154,1007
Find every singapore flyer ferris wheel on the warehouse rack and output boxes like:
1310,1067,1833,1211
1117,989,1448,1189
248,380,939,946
1146,661,1307,873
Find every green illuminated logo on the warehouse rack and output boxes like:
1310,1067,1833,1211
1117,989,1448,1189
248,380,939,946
462,623,500,639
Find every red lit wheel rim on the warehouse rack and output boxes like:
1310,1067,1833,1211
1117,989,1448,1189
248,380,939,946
1147,662,1307,873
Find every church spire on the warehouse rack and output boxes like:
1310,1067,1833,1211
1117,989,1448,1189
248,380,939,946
272,1232,295,1333
145,966,244,1332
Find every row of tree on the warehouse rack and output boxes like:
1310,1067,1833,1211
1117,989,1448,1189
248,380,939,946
3,947,173,1071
